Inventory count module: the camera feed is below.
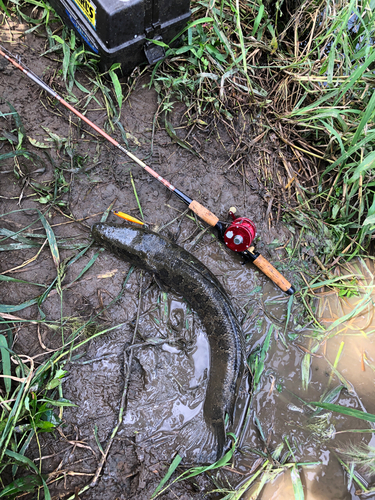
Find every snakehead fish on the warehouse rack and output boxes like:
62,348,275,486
92,222,245,460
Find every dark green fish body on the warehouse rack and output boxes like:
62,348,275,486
92,222,245,460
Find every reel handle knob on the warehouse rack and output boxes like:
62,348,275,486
229,207,237,220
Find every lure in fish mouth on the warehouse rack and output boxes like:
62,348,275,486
92,222,246,461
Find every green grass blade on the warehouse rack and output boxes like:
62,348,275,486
0,335,11,395
4,450,51,500
348,151,375,183
94,424,104,455
0,149,40,162
323,357,352,391
0,298,39,313
333,342,345,370
38,210,60,269
334,48,375,106
165,118,201,158
252,4,264,36
0,381,25,457
109,63,123,111
212,24,235,61
321,120,345,156
5,449,39,473
308,274,358,289
291,465,305,500
290,91,337,117
0,228,40,245
38,397,76,407
152,435,236,498
70,249,104,284
0,317,13,348
169,17,214,46
334,429,375,434
235,0,252,93
221,459,270,500
312,385,344,417
42,478,51,500
0,475,44,498
12,430,35,477
62,39,71,83
322,130,375,177
301,353,310,391
101,200,116,222
182,445,234,479
151,454,182,498
66,243,92,268
350,89,375,147
0,0,10,16
254,415,266,443
363,213,375,227
6,101,25,148
325,293,372,332
284,294,294,335
74,79,90,94
0,275,47,287
130,171,144,220
310,402,375,423
0,243,40,251
253,324,273,387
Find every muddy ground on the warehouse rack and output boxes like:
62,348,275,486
1,16,374,500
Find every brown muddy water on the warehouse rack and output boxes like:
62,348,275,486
1,19,375,500
248,259,375,500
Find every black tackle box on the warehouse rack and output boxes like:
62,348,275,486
48,0,191,73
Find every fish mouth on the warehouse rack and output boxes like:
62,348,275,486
91,222,110,245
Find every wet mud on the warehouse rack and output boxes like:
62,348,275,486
1,17,374,500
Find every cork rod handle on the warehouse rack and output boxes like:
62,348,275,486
189,200,219,227
252,254,295,295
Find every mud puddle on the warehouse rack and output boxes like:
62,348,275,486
241,259,375,500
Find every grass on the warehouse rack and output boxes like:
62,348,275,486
150,0,375,261
152,437,317,500
0,200,134,497
0,2,135,491
0,317,130,498
338,442,375,478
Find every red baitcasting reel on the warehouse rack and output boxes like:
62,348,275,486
223,210,256,253
221,208,295,295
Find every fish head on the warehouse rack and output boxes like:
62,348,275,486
91,222,164,271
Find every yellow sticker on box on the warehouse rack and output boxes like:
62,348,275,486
72,0,96,28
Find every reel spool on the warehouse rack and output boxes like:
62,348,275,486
223,209,256,253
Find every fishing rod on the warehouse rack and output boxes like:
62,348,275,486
0,45,295,295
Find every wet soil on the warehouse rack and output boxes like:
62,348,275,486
1,16,374,500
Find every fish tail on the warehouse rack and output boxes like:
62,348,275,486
175,416,226,464
212,418,226,461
